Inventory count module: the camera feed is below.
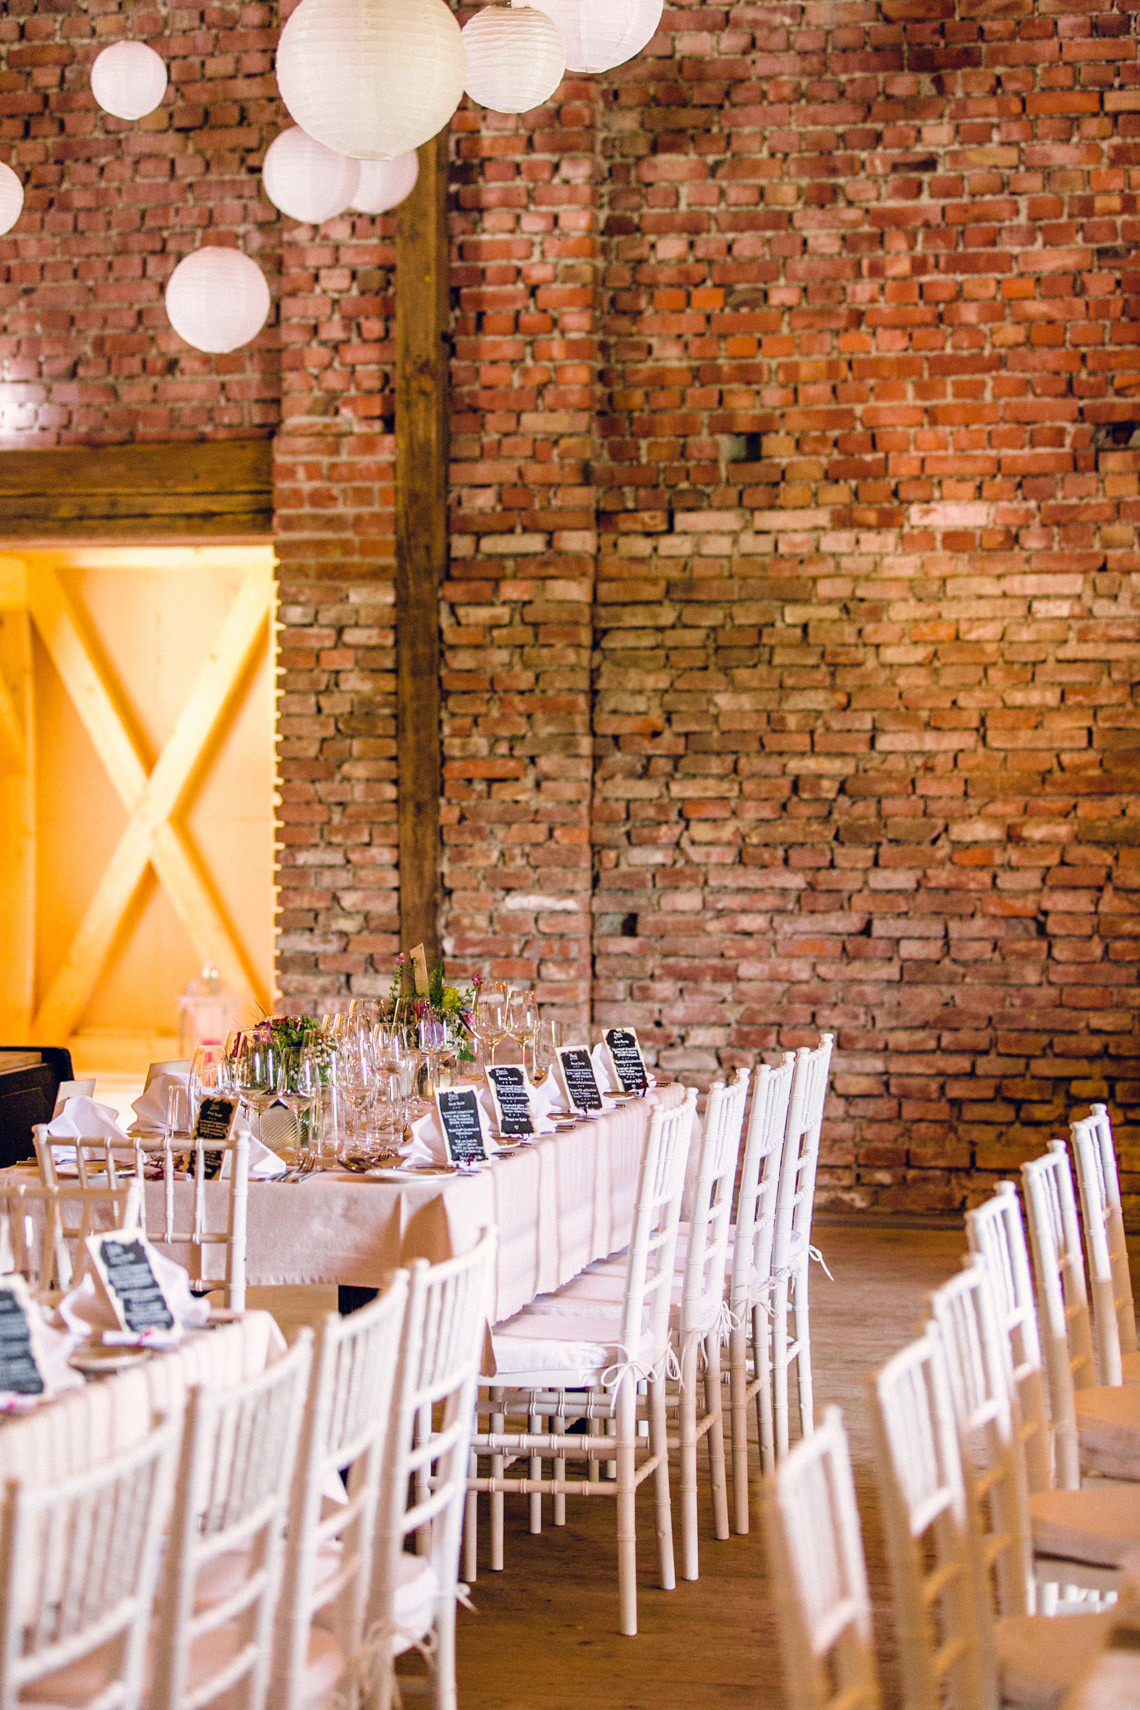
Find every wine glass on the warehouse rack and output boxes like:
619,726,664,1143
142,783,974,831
277,1047,319,1165
419,1017,453,1092
506,989,539,1077
189,1044,227,1122
533,1018,560,1086
233,1036,278,1145
337,1040,375,1167
471,984,507,1072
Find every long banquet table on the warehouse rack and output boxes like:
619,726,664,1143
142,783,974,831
144,1083,682,1326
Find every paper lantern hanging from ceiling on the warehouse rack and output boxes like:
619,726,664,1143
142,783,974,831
0,163,23,237
90,41,168,121
165,247,271,354
276,0,467,160
262,127,360,224
351,151,420,214
462,5,565,114
513,0,662,74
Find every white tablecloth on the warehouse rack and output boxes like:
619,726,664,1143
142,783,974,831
143,1085,681,1325
0,1309,285,1484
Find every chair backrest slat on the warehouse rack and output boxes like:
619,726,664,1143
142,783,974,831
621,1090,696,1364
731,1054,796,1312
679,1073,749,1337
965,1182,1053,1495
1021,1143,1096,1489
763,1405,882,1710
929,1258,1034,1622
1069,1104,1136,1386
773,1034,834,1274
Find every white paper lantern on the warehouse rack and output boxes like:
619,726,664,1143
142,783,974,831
352,151,419,214
514,0,662,73
165,248,271,354
0,163,23,237
462,5,565,113
276,0,467,160
90,41,168,121
263,127,360,225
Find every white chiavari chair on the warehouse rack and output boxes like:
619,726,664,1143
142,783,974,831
467,1093,696,1635
531,1073,749,1579
1069,1106,1139,1388
149,1333,313,1710
761,1405,882,1710
968,1182,1140,1597
271,1273,409,1710
373,1230,496,1710
0,1180,66,1295
0,1413,177,1710
142,1128,250,1314
728,1052,795,1526
1022,1144,1140,1485
873,1326,1113,1710
771,1033,834,1457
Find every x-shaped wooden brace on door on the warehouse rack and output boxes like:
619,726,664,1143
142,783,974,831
29,564,272,1042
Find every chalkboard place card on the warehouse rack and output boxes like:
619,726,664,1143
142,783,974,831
485,1066,536,1140
557,1047,605,1117
193,1095,239,1146
603,1027,649,1096
87,1230,178,1337
436,1088,489,1167
0,1276,48,1398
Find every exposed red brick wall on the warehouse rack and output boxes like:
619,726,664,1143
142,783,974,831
5,0,1140,1214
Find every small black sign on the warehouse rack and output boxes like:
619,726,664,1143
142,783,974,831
558,1047,604,1115
437,1089,488,1165
193,1095,239,1146
0,1281,45,1396
486,1066,535,1138
91,1234,176,1334
604,1028,649,1095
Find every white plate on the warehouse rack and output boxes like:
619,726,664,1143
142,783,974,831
68,1345,153,1375
366,1165,456,1182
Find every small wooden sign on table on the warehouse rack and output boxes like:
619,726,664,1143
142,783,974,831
485,1065,537,1140
603,1027,650,1096
87,1229,178,1338
557,1047,605,1118
0,1276,49,1399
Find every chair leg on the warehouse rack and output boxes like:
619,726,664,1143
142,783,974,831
729,1318,750,1533
679,1334,699,1581
431,1595,458,1710
553,1409,566,1525
615,1379,639,1636
464,1448,478,1583
588,1414,602,1481
773,1279,791,1459
704,1332,729,1543
754,1303,775,1471
529,1402,542,1534
649,1369,676,1593
490,1391,505,1571
793,1269,814,1440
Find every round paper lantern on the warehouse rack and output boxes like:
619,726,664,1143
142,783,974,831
90,41,168,121
351,151,419,214
165,248,271,354
514,0,662,73
276,0,467,160
462,5,565,113
0,163,23,237
263,127,360,224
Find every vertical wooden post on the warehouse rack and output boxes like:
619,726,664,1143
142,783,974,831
395,130,449,966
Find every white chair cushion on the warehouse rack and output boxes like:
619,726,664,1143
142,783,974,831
392,1551,440,1653
1030,1484,1140,1568
996,1610,1116,1707
492,1299,658,1387
521,1268,724,1341
1076,1384,1140,1479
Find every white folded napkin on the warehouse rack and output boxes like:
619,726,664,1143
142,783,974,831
59,1242,211,1341
532,1074,569,1117
45,1097,130,1173
130,1073,187,1134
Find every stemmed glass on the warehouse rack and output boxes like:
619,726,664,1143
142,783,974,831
419,1017,454,1092
471,983,508,1073
233,1036,279,1145
533,1018,560,1086
277,1047,319,1165
337,1040,375,1167
505,990,539,1078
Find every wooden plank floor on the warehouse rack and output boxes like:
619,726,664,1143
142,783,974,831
251,1225,966,1708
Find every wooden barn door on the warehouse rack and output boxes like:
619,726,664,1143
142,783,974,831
0,544,276,1075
